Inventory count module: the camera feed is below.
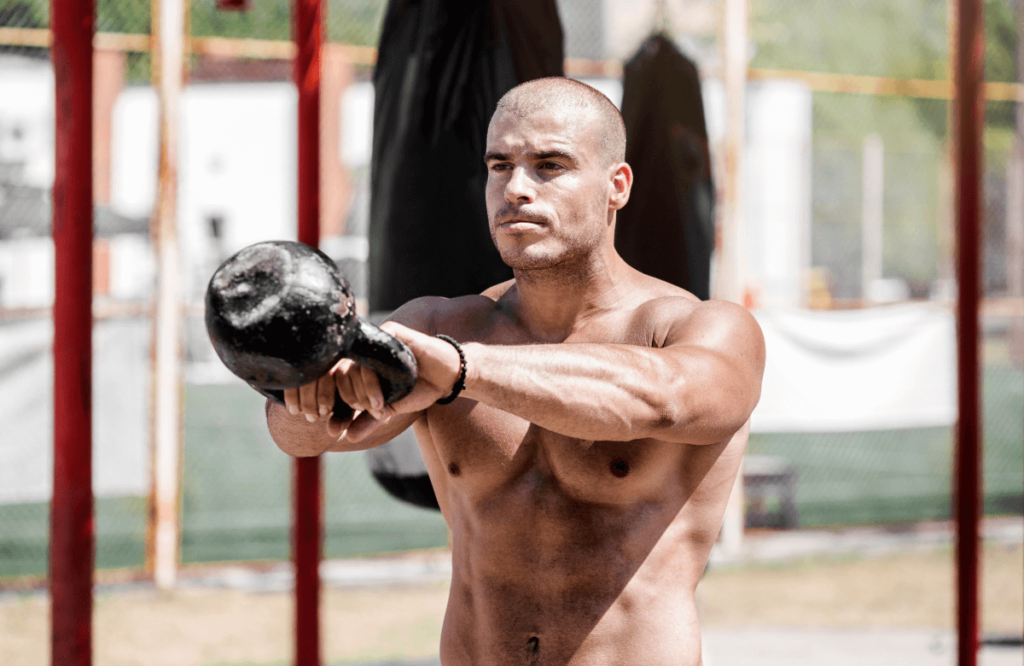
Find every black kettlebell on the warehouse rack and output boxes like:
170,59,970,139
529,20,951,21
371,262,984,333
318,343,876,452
205,240,417,422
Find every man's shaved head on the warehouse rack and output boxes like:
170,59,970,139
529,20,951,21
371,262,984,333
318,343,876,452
492,77,626,166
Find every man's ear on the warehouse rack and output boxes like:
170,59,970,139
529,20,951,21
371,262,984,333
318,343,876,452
608,162,632,211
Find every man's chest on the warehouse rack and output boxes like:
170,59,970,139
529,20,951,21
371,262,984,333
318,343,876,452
422,399,687,507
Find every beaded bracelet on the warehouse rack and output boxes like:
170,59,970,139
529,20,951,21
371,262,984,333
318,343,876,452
434,334,467,405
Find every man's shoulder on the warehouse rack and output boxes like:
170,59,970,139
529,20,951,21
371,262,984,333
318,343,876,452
387,288,509,337
631,288,763,351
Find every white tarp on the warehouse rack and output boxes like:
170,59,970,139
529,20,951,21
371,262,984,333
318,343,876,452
750,303,957,433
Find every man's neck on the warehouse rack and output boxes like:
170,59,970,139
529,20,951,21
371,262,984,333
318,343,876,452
509,249,634,342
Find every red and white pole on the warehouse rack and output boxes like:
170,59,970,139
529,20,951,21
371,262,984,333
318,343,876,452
149,0,187,593
293,0,324,663
50,0,95,664
953,0,985,664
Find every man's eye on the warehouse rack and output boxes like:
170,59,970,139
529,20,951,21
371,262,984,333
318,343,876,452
490,163,511,171
539,162,562,170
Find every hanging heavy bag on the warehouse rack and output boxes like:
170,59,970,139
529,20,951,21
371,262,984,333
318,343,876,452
364,0,564,511
617,34,715,300
205,240,418,420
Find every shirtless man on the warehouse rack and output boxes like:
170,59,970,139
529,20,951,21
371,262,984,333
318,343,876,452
268,77,765,666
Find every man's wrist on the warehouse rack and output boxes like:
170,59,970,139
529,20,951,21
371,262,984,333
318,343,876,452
434,334,467,404
460,342,483,399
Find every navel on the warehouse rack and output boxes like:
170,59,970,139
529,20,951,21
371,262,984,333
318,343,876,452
447,462,461,477
526,636,540,656
610,457,630,478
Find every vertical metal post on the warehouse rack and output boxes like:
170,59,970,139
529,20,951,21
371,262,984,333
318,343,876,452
293,0,323,663
717,0,749,557
1007,0,1024,365
718,0,749,305
939,0,961,284
50,0,95,664
861,134,884,301
953,0,984,664
148,0,187,591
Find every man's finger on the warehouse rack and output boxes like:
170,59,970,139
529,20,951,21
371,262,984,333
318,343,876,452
326,413,351,438
283,388,300,416
349,365,373,414
344,410,384,442
358,364,385,419
333,361,360,410
298,382,318,422
317,375,334,417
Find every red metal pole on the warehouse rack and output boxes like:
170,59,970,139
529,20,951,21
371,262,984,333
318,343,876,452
50,0,95,664
293,0,323,663
953,0,984,664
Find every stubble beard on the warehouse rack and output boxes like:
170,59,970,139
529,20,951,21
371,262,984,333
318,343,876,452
491,202,608,287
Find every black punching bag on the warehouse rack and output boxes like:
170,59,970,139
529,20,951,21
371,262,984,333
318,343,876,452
369,0,564,311
366,0,563,510
616,34,714,300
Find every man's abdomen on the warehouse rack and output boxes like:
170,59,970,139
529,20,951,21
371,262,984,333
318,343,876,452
440,561,703,666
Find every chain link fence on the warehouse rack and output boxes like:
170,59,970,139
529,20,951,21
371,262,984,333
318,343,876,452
0,0,1020,584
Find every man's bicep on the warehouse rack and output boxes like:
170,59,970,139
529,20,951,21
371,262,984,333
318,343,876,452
658,301,765,441
662,300,765,381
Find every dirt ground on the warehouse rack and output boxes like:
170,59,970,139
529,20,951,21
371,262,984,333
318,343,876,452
697,542,1023,630
2,543,1020,666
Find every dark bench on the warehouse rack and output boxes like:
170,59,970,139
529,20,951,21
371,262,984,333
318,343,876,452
744,455,800,529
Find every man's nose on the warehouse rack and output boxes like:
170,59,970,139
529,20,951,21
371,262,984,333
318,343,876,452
504,166,535,204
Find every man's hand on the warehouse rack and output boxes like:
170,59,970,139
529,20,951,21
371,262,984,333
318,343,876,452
282,321,463,442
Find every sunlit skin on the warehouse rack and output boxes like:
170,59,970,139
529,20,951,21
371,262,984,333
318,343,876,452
267,80,765,666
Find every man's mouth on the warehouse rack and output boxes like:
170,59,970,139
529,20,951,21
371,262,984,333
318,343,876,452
503,219,544,229
499,217,547,232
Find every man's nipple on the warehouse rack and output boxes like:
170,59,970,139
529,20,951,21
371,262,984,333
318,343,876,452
448,462,461,477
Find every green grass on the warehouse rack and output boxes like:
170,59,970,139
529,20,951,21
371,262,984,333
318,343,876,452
0,384,448,579
748,366,1024,527
180,384,449,565
2,366,1020,578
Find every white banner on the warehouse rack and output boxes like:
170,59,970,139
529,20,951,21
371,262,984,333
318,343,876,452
750,303,957,433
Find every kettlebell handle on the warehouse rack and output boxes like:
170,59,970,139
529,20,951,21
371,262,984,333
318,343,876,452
257,318,418,422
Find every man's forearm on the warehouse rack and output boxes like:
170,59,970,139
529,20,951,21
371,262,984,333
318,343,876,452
266,401,344,456
460,342,751,444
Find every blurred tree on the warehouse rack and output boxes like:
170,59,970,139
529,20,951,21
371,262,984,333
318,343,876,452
0,0,46,58
0,0,45,28
97,0,150,34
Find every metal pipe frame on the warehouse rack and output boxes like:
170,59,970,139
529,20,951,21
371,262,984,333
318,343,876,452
293,0,324,663
50,0,96,664
953,0,985,664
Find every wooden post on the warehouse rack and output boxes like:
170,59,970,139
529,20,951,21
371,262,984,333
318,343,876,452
148,0,187,591
293,0,323,663
861,134,884,301
717,0,749,557
953,0,984,663
718,0,749,305
939,0,961,284
50,0,95,664
1008,0,1024,366
320,44,354,239
92,49,124,206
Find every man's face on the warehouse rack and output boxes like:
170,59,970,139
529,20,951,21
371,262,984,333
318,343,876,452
484,106,614,271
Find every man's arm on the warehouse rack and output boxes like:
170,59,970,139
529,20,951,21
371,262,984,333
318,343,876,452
365,299,764,445
266,296,451,456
